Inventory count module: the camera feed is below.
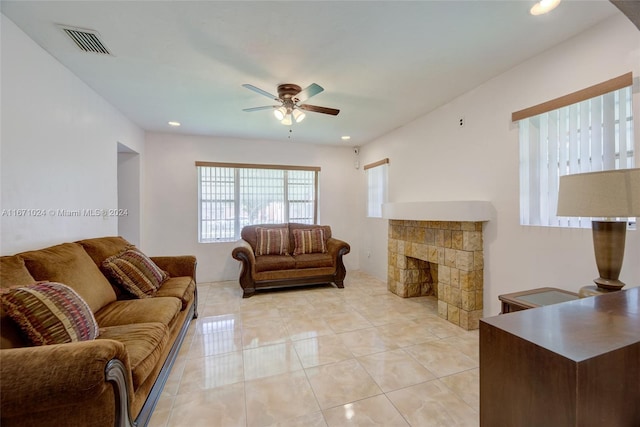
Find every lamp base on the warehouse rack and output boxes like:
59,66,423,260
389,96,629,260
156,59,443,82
593,277,625,290
592,221,626,291
579,285,618,298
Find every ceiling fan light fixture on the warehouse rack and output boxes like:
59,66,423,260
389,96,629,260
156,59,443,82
292,109,306,123
281,114,293,126
274,106,287,121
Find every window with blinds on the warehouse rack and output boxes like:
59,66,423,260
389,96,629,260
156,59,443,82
516,73,634,228
197,162,319,242
365,159,389,218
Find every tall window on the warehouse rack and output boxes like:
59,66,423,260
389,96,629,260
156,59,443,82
197,162,319,242
515,73,634,228
365,158,389,218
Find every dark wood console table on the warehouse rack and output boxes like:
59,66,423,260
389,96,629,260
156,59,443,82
480,287,640,427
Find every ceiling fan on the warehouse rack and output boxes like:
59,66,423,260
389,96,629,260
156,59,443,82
242,83,340,125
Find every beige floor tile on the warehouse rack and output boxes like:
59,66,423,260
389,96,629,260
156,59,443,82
440,368,480,412
284,317,335,341
375,319,439,348
156,272,479,426
242,318,290,349
265,411,328,427
405,340,477,378
323,394,409,426
245,371,321,427
387,380,478,426
293,334,354,368
178,352,244,394
189,329,243,358
338,327,398,356
306,358,382,409
243,342,303,380
323,311,373,334
358,348,436,392
168,382,246,427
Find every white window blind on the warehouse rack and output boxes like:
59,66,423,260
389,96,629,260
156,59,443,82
197,162,319,242
518,83,634,228
365,159,389,218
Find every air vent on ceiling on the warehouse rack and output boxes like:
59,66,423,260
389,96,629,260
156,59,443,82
59,25,111,55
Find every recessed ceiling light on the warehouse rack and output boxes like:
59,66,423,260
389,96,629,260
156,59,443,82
168,121,181,127
530,0,561,16
341,136,351,141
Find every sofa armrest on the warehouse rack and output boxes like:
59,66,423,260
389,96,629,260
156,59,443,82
327,238,350,257
231,240,257,297
0,339,132,418
151,255,197,281
232,239,256,264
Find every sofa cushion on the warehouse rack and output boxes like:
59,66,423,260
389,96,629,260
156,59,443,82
293,253,334,269
1,282,99,346
292,228,327,255
76,236,132,267
102,248,168,299
98,323,169,389
254,254,296,273
0,255,36,287
94,297,181,328
255,227,289,256
0,256,37,348
241,223,289,253
20,243,117,313
155,277,196,310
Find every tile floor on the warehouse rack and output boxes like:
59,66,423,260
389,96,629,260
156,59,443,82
149,271,479,427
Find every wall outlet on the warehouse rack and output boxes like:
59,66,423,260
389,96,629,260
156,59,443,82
458,117,465,128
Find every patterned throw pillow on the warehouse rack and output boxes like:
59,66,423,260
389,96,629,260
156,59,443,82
293,228,327,255
255,227,289,256
102,247,168,298
1,282,99,345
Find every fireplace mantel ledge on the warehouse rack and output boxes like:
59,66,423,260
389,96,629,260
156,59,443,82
382,201,494,222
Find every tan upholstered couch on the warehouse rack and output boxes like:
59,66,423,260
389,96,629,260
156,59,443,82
232,223,350,297
0,237,197,427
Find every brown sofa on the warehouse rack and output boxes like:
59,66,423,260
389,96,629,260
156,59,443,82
0,236,197,427
232,223,350,297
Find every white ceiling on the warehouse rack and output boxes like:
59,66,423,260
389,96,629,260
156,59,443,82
1,1,621,145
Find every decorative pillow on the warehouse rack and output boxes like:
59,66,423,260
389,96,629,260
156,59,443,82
101,247,168,298
255,227,289,256
1,282,99,346
293,228,327,255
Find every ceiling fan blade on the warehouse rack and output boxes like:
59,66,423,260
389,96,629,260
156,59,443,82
242,105,278,112
299,104,340,116
242,84,278,101
295,83,324,102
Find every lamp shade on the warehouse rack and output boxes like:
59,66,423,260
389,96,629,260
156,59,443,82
557,168,640,218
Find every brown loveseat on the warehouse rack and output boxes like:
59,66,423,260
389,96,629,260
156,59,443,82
232,223,350,297
0,236,197,427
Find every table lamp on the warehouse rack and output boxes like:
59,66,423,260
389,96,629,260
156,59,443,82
557,168,640,291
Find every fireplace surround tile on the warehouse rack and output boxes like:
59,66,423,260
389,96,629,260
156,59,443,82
388,220,485,330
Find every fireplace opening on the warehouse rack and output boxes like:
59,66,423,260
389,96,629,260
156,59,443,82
403,257,438,298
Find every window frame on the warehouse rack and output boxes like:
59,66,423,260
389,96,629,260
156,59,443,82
364,158,389,218
196,161,320,242
514,73,635,228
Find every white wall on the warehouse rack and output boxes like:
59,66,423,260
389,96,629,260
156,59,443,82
142,132,360,283
358,14,640,317
0,14,145,255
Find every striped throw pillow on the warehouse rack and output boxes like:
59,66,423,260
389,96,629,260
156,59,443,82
255,227,289,256
102,247,168,298
293,228,327,255
1,282,99,345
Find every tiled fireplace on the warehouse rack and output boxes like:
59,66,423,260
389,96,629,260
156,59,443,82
383,201,492,330
387,218,486,330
